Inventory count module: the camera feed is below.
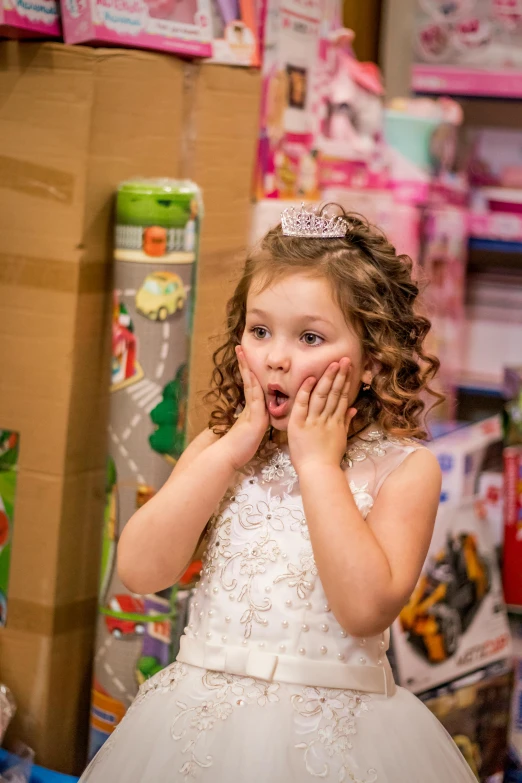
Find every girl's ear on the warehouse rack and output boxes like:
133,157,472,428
361,358,381,387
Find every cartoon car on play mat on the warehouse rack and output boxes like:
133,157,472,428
103,594,147,639
399,533,490,663
136,272,186,321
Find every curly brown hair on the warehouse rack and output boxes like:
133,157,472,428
205,205,443,440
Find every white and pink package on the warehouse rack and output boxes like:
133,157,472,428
1,0,60,37
60,0,212,57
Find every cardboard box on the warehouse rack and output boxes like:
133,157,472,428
421,662,513,782
0,0,60,38
60,0,212,58
0,41,260,772
184,63,262,438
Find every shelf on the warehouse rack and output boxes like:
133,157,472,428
468,239,522,274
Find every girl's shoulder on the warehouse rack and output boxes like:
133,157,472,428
344,427,436,497
343,427,422,469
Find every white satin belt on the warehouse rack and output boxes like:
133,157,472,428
177,636,396,696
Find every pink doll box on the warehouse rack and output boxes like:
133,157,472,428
60,0,212,57
207,0,259,66
1,0,60,37
412,0,522,98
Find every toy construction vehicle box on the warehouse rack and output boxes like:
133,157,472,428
429,415,503,506
391,496,511,694
420,662,513,783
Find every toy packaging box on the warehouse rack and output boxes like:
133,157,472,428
468,128,522,243
503,445,522,608
60,0,212,57
390,416,512,694
421,662,513,782
510,617,522,767
428,415,503,506
1,0,60,36
422,205,469,408
412,0,522,98
207,0,259,65
254,0,324,199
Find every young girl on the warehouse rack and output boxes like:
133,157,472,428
81,204,477,782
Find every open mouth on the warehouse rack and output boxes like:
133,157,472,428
267,385,291,418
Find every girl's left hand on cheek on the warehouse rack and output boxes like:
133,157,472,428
288,357,357,474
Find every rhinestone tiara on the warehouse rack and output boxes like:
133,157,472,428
281,203,348,238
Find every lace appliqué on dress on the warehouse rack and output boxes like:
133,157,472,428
171,671,281,777
342,430,413,469
262,448,299,492
293,687,377,783
274,546,318,599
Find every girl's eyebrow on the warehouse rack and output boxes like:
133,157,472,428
247,308,333,327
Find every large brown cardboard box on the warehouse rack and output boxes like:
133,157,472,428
184,63,261,437
0,42,259,772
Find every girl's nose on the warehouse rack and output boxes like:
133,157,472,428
266,345,290,373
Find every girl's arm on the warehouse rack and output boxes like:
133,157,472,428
117,429,234,595
299,449,441,638
117,346,269,596
288,357,441,638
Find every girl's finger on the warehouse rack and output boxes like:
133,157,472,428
323,357,350,417
250,370,267,407
336,361,353,419
345,406,358,429
235,346,252,406
308,362,339,418
291,376,316,425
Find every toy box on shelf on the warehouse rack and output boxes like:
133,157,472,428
420,661,513,782
384,96,467,208
207,0,259,65
390,416,512,695
254,0,324,199
509,617,522,769
496,367,522,577
412,0,522,98
468,128,522,243
422,203,469,415
254,4,389,201
1,0,60,37
60,0,212,56
313,29,389,194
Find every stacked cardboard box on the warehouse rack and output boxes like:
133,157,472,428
0,41,260,773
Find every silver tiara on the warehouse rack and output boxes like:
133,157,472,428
281,203,348,238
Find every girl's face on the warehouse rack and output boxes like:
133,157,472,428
241,272,373,430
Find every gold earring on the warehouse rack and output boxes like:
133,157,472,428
363,382,371,391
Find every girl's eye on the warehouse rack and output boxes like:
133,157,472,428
302,333,323,346
252,327,269,339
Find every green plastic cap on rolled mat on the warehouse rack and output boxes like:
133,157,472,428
116,179,203,228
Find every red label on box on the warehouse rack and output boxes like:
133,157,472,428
503,447,522,607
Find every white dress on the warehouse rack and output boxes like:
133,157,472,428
81,430,476,782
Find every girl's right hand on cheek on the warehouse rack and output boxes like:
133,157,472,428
220,347,269,471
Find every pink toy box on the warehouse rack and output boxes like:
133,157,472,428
253,0,343,199
60,0,212,57
207,0,259,65
412,0,522,98
468,128,522,242
1,0,60,37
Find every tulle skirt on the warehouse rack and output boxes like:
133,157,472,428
80,661,476,782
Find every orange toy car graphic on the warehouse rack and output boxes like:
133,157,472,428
399,533,490,664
